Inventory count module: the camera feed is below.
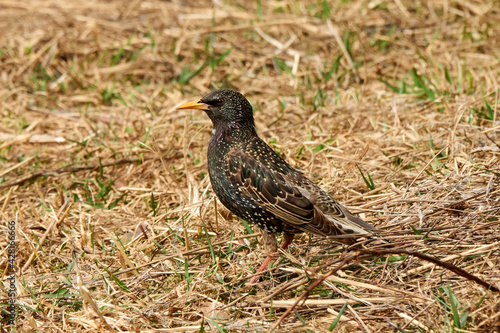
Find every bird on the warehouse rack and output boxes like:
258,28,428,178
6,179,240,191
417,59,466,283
177,89,376,283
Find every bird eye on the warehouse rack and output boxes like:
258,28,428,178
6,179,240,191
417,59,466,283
216,98,224,106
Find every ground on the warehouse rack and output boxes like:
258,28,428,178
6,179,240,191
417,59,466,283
0,0,499,332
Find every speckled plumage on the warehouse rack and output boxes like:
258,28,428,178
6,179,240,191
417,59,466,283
178,89,376,281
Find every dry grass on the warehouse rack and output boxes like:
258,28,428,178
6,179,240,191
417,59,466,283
1,0,499,331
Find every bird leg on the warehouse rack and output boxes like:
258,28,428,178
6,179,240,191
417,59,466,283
248,231,295,284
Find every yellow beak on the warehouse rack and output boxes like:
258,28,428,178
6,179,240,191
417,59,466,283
177,100,210,111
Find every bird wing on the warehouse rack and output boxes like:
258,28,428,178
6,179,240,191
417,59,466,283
297,178,377,234
227,149,315,226
226,150,374,239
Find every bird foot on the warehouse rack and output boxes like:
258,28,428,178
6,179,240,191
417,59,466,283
248,253,277,284
248,233,295,284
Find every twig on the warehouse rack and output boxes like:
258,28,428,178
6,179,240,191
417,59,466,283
268,252,358,332
83,232,261,287
178,19,308,38
359,248,499,292
485,132,500,150
72,239,117,333
261,276,308,303
0,156,35,178
268,245,498,331
0,154,183,190
22,203,72,273
405,146,448,195
422,189,500,238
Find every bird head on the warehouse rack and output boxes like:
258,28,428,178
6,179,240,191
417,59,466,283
177,89,254,129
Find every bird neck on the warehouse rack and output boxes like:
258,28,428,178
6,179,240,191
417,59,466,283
211,120,257,146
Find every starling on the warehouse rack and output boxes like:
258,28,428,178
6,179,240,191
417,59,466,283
178,89,376,283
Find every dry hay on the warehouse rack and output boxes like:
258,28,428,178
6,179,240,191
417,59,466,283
0,0,499,331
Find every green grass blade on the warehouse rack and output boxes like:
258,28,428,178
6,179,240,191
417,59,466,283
203,223,216,265
329,300,349,331
240,218,254,234
444,285,461,329
206,316,226,333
